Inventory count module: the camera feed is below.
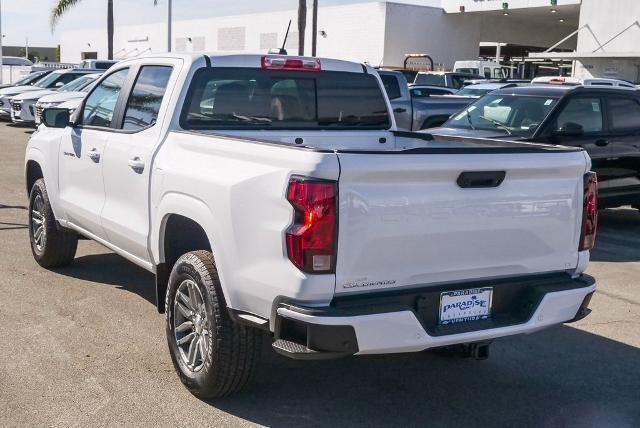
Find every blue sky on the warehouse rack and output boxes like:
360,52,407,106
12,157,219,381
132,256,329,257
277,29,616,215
2,0,439,47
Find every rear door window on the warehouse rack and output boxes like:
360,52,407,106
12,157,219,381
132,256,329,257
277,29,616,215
181,68,390,130
122,65,173,130
607,96,640,133
555,97,604,134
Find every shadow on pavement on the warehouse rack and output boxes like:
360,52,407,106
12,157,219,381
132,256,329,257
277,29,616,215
591,208,640,263
211,327,640,428
56,253,156,305
0,221,27,230
44,218,640,427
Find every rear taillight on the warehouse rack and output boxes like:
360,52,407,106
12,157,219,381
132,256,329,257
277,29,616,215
580,172,598,251
286,177,337,273
261,55,321,71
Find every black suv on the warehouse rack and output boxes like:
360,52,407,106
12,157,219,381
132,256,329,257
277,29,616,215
429,85,640,210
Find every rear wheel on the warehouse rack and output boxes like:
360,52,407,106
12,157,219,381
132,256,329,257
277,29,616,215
166,251,261,398
28,179,78,268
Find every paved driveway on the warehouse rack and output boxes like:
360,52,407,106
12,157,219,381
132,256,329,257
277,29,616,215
0,122,638,427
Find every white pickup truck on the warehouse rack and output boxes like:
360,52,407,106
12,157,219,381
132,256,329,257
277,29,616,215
25,53,598,398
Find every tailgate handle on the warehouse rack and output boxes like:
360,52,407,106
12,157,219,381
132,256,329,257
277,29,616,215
457,171,506,189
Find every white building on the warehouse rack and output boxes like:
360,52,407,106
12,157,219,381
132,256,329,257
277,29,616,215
58,0,640,81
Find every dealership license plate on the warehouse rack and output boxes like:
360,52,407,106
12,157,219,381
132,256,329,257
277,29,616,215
439,287,493,325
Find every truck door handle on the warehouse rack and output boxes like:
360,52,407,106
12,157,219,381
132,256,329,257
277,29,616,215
595,139,609,147
394,108,407,113
88,149,101,163
128,157,145,174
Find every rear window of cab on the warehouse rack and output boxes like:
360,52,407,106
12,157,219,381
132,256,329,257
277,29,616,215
180,68,391,130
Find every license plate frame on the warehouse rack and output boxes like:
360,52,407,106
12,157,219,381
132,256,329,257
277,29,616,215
439,287,493,325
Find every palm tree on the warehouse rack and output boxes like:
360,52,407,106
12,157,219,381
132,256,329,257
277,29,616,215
51,0,115,59
297,0,307,56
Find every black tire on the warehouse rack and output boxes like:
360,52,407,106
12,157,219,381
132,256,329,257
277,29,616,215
28,178,78,268
165,250,261,398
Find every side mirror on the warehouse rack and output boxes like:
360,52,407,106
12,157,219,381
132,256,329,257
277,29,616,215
553,122,584,137
54,81,65,88
42,108,70,128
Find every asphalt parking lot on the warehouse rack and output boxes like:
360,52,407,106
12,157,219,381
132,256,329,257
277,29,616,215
0,122,638,427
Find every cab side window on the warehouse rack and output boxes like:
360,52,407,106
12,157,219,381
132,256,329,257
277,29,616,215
607,96,640,133
380,74,402,100
122,66,173,130
555,97,603,134
82,68,129,128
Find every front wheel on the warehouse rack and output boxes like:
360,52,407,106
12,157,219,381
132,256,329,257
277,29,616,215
28,178,78,268
165,251,262,398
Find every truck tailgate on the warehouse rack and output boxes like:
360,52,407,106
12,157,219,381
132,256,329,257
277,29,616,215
335,149,588,295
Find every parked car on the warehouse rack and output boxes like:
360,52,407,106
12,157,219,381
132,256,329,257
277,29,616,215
414,71,486,89
0,70,53,89
13,73,102,125
1,56,33,66
27,53,597,398
455,82,522,98
379,70,475,129
408,85,458,98
0,68,97,119
78,59,118,70
531,76,636,88
430,84,640,209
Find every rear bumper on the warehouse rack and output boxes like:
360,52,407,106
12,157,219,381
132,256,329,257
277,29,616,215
274,274,596,357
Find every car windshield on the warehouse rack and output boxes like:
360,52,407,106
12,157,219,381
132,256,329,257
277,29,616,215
14,72,46,86
456,87,494,97
414,74,445,86
445,94,560,138
181,68,391,130
60,75,95,92
34,72,63,88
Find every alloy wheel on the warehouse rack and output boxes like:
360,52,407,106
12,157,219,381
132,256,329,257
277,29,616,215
173,279,210,372
31,194,46,252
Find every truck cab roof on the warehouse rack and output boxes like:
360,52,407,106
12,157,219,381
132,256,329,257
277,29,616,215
126,53,370,74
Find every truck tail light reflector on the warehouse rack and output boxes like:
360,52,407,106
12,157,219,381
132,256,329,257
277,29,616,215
261,56,321,71
286,177,337,273
580,172,598,251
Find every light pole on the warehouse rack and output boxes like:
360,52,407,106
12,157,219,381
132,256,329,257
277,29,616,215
167,0,172,52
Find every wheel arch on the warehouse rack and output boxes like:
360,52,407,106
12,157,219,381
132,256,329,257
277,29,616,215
153,193,227,312
24,159,44,195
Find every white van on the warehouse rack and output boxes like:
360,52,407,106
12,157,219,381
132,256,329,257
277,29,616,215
454,60,508,79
